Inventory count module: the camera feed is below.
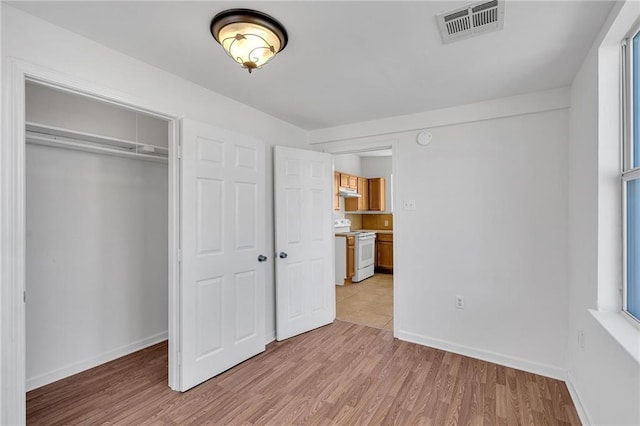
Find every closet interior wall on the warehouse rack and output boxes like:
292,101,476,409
25,81,169,391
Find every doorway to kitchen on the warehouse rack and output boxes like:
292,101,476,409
333,148,394,331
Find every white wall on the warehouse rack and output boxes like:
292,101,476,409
313,91,571,378
361,156,392,211
26,144,168,390
333,153,361,176
567,1,640,424
1,4,308,353
396,110,569,375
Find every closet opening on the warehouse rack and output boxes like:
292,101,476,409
24,80,172,397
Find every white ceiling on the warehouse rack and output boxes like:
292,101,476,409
8,1,614,130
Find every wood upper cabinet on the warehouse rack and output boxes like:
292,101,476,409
340,173,358,189
375,233,393,273
358,178,369,210
345,177,369,212
347,236,355,279
337,171,385,212
368,178,386,211
334,171,340,211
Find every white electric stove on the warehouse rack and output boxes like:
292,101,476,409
352,231,376,282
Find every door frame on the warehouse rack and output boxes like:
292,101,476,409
1,59,182,424
317,138,399,336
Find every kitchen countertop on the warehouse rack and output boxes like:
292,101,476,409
335,230,393,236
353,229,393,234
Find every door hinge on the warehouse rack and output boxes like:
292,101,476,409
177,145,182,159
177,249,182,262
23,291,26,303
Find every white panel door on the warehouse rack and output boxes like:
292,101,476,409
274,146,335,341
180,119,266,391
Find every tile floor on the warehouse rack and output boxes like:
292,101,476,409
336,273,393,330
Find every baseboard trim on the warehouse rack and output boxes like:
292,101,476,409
566,372,592,425
265,332,276,345
397,330,567,380
26,331,168,391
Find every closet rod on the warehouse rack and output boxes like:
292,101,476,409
26,132,168,164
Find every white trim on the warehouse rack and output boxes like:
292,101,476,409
26,331,168,392
590,309,640,364
1,59,183,424
622,33,633,172
265,333,276,345
1,58,27,426
566,372,593,426
308,87,571,144
397,329,567,380
622,168,640,180
168,118,181,391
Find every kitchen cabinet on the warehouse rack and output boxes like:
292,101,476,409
348,175,358,189
335,234,356,285
368,177,386,211
340,173,349,187
375,233,393,273
336,171,385,212
334,171,340,211
345,177,369,212
340,173,358,189
347,236,355,279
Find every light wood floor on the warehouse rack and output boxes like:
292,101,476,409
336,273,393,330
27,321,580,425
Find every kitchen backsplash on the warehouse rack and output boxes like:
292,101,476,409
345,214,362,229
346,213,393,230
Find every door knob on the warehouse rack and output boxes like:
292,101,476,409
279,252,288,259
257,254,267,262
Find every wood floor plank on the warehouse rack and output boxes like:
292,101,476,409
27,320,580,425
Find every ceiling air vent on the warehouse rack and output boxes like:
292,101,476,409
436,0,504,44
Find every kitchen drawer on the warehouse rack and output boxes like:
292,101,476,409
376,233,393,243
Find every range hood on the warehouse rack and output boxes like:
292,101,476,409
339,187,361,198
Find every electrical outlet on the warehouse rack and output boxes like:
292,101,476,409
455,295,464,309
403,200,416,210
384,220,389,227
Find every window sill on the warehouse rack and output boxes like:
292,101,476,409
589,309,640,365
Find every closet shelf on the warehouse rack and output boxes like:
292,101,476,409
25,121,169,162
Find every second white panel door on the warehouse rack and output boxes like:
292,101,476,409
274,146,335,341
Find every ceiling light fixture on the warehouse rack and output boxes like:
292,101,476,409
210,9,288,74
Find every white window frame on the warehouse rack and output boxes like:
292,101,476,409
622,24,640,324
